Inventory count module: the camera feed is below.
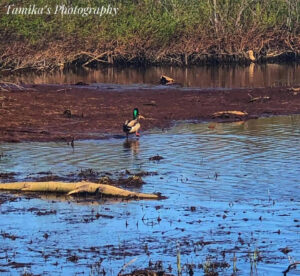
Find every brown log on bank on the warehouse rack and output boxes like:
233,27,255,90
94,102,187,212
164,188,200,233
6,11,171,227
212,111,248,118
248,94,270,102
0,181,161,200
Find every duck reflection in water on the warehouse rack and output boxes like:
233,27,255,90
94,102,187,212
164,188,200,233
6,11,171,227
123,139,140,155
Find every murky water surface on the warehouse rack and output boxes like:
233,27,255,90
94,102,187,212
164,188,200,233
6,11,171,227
0,116,300,275
3,63,300,88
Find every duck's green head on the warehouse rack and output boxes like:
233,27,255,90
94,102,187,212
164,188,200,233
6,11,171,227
133,108,139,119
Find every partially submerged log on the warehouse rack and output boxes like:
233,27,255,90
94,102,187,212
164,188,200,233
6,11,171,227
0,181,161,200
212,111,248,119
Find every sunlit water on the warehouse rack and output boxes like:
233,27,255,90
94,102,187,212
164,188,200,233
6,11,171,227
0,116,300,275
3,63,300,88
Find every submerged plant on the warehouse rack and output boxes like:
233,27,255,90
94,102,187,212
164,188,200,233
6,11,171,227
203,256,218,276
177,242,181,276
233,253,237,274
203,257,212,274
249,248,260,275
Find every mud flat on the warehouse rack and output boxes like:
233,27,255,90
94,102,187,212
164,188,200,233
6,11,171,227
0,84,300,142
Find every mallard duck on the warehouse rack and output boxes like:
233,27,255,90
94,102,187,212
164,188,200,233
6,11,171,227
160,75,174,85
123,108,144,137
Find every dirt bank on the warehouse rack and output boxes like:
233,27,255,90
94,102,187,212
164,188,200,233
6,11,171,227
0,84,299,142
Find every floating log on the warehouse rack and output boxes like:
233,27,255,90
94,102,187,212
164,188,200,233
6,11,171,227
212,111,248,118
0,181,160,200
160,75,174,85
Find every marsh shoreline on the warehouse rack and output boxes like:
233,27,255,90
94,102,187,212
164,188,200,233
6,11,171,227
0,84,300,142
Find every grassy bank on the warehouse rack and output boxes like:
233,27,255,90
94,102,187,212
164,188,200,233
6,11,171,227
0,0,300,71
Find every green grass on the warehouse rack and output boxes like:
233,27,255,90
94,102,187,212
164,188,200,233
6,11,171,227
0,0,299,68
1,0,299,43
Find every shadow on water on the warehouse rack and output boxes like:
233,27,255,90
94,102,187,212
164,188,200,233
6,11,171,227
0,115,299,275
3,63,300,88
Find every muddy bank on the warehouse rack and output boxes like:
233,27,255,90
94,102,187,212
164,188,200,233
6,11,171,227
0,84,300,142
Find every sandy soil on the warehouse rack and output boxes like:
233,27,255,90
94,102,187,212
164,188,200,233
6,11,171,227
0,84,299,142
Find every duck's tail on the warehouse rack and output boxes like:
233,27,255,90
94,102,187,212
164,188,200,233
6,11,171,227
123,122,131,133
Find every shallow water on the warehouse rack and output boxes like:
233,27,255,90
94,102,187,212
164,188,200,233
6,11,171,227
3,63,300,88
0,115,300,275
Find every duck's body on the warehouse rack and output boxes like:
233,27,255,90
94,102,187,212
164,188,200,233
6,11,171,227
123,118,141,134
123,108,144,137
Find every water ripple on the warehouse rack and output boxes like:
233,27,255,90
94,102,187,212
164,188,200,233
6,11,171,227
0,115,300,275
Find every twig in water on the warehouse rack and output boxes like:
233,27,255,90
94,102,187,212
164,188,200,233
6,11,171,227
177,243,181,276
283,261,300,275
117,257,137,276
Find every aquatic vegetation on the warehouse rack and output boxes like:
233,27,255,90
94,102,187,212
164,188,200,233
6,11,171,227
202,256,230,276
118,175,145,187
177,243,181,276
249,248,260,275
